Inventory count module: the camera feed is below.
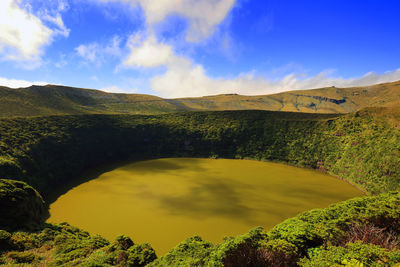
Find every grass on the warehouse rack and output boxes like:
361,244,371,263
1,80,400,117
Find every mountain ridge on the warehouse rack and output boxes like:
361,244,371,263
1,80,400,116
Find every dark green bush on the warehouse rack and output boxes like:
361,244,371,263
127,243,157,267
0,179,48,231
7,251,36,263
113,235,134,250
256,239,299,266
0,230,12,251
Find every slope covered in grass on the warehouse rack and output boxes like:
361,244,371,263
1,80,400,116
1,109,400,196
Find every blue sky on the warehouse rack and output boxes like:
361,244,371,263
0,0,400,97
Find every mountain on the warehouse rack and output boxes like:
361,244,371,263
1,80,400,116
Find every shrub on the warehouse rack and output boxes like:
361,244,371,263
0,230,12,251
149,236,213,266
7,251,36,263
0,179,49,231
11,232,40,250
127,243,157,267
338,223,400,250
257,239,299,266
299,242,392,266
114,235,134,250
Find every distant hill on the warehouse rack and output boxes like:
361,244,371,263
1,80,400,116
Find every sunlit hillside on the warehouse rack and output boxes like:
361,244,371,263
1,80,400,117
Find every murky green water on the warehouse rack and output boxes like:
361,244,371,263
48,158,363,254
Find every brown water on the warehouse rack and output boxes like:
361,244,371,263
48,158,363,255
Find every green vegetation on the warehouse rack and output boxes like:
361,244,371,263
0,108,399,196
0,179,48,231
0,222,156,266
1,106,400,265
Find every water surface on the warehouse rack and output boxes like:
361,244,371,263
48,158,363,254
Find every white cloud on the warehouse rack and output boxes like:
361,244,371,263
76,43,98,63
41,13,70,38
94,0,400,98
120,33,400,98
75,36,123,65
138,0,236,42
0,77,48,88
96,0,236,42
123,35,174,68
101,85,138,93
0,0,52,62
0,0,69,65
150,60,400,98
36,0,70,37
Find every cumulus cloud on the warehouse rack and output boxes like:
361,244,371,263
95,0,400,98
102,67,400,98
150,57,400,98
75,36,123,65
0,0,52,62
0,0,69,65
139,0,236,42
120,33,400,98
123,34,174,68
0,77,48,88
97,0,236,42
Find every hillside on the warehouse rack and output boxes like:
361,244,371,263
1,109,400,265
1,80,400,116
1,108,399,197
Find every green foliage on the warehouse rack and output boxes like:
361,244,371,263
267,192,400,252
126,243,157,267
261,239,298,254
1,109,398,197
111,235,134,250
299,242,393,266
0,222,157,266
1,109,400,265
7,251,36,263
0,179,48,231
0,230,12,251
149,236,213,267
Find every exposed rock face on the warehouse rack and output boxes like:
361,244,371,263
0,179,49,231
